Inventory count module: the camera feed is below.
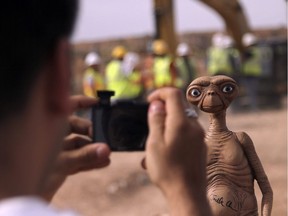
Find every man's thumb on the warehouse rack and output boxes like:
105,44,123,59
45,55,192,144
148,100,166,141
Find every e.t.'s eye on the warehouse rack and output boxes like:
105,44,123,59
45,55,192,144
222,85,234,93
190,89,201,97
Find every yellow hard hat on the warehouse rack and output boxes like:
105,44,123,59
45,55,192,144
111,45,127,58
152,40,168,55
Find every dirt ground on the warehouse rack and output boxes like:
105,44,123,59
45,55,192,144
52,98,287,216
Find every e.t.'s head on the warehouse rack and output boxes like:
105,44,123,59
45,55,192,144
186,75,239,113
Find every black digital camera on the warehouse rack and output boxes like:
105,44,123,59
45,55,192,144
92,91,149,151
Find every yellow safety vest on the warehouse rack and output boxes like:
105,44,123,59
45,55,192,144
128,71,143,99
242,47,261,76
106,60,131,99
153,56,173,88
82,68,105,97
207,47,233,75
175,57,196,88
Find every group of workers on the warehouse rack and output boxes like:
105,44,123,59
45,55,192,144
207,32,263,110
206,32,262,78
206,32,241,77
82,40,196,101
83,32,263,110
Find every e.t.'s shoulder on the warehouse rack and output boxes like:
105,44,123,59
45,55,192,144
235,131,255,148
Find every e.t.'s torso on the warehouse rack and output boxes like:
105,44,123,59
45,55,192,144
205,131,258,216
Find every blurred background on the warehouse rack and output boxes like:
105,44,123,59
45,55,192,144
52,0,287,215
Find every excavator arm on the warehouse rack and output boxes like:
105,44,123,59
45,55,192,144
154,0,178,55
198,0,250,51
153,0,250,53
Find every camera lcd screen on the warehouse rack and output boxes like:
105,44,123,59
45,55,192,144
92,102,149,151
107,104,148,151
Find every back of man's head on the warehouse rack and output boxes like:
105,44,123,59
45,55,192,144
0,0,78,123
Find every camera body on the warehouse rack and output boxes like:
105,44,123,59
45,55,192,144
92,91,149,151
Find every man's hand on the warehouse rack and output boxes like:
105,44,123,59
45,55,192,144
41,95,111,200
144,88,212,216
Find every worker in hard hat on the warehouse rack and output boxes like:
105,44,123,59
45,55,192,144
105,45,133,100
222,35,242,76
142,48,155,95
152,39,178,89
175,42,197,91
241,32,262,111
242,33,261,76
122,52,144,100
82,52,105,98
206,33,236,77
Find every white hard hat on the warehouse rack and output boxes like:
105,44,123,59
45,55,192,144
124,52,140,66
177,43,191,56
85,52,101,66
242,33,257,47
222,35,234,48
212,32,224,48
122,52,140,76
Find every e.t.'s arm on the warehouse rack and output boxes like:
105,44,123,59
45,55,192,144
236,132,273,216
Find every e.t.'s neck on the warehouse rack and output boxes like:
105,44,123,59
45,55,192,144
207,111,230,136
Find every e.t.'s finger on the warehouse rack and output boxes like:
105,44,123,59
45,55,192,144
57,143,111,175
148,88,186,121
69,95,98,112
68,115,92,136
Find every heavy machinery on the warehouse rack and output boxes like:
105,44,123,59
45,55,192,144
153,0,287,109
153,0,177,55
153,0,251,53
197,0,250,52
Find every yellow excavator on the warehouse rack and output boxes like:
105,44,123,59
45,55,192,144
153,0,250,53
153,0,287,108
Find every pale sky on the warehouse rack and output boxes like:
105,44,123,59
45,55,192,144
72,0,287,43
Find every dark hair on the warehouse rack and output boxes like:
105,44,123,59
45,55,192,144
0,0,78,121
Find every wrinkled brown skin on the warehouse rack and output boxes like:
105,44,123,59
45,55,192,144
186,75,273,216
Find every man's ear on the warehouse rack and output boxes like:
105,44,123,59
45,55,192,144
46,38,71,115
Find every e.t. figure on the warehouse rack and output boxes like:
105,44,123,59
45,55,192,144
186,75,273,216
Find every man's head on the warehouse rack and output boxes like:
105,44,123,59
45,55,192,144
85,52,101,70
152,40,169,57
0,0,78,198
0,0,78,121
111,45,127,60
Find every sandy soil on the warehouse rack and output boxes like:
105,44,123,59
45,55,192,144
52,99,287,216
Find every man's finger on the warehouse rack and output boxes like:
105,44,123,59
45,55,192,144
68,115,92,136
148,88,186,121
63,134,92,150
146,101,166,152
147,100,166,144
69,95,98,112
57,143,111,175
141,157,147,170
